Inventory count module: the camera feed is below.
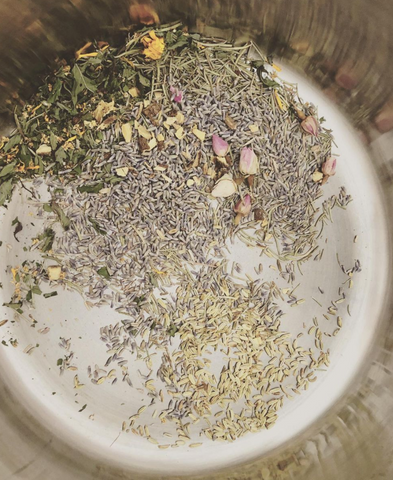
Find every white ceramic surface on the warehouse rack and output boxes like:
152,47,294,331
0,66,388,476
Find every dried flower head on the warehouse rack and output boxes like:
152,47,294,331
322,156,337,176
169,86,183,103
301,116,319,136
234,194,252,216
239,147,258,175
142,31,165,60
212,135,229,157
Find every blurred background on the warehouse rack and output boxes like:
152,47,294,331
0,1,393,478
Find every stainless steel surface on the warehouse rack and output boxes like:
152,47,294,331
0,1,393,479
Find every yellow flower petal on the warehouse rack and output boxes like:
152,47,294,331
141,31,165,60
274,90,288,112
11,267,19,281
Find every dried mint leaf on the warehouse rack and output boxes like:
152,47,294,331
38,228,55,252
43,291,58,298
167,34,188,51
138,72,151,88
51,202,71,230
3,302,22,310
78,182,104,194
43,203,53,213
71,64,97,105
167,323,179,337
88,216,107,235
0,179,13,206
12,217,23,242
0,161,17,178
97,266,110,279
3,135,21,153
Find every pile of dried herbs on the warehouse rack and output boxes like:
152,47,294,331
0,25,202,201
0,23,360,447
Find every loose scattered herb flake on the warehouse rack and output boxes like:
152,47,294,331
43,291,58,298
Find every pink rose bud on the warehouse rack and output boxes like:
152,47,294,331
239,147,258,175
169,86,183,103
234,194,252,216
301,116,319,136
212,134,229,157
321,156,337,176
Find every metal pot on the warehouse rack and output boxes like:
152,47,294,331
0,1,392,479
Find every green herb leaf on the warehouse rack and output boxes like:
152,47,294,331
71,64,97,105
262,78,279,88
167,323,179,337
3,135,21,152
32,285,42,295
48,79,63,104
51,202,71,230
38,228,55,252
167,35,188,50
79,404,87,413
3,302,23,310
0,161,17,178
166,31,175,44
43,291,58,298
12,217,23,242
135,295,146,307
252,60,266,69
97,266,110,279
0,179,13,206
19,144,32,164
189,33,201,41
108,175,124,185
138,72,151,87
50,132,58,150
55,147,67,164
77,182,104,194
57,358,63,366
88,216,107,235
43,203,53,213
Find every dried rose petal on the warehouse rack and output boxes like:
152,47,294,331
169,86,183,103
211,174,237,198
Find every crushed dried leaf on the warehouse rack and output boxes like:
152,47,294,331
36,144,51,156
192,127,206,141
121,123,133,143
93,100,115,124
225,113,237,130
116,167,129,177
47,265,62,281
